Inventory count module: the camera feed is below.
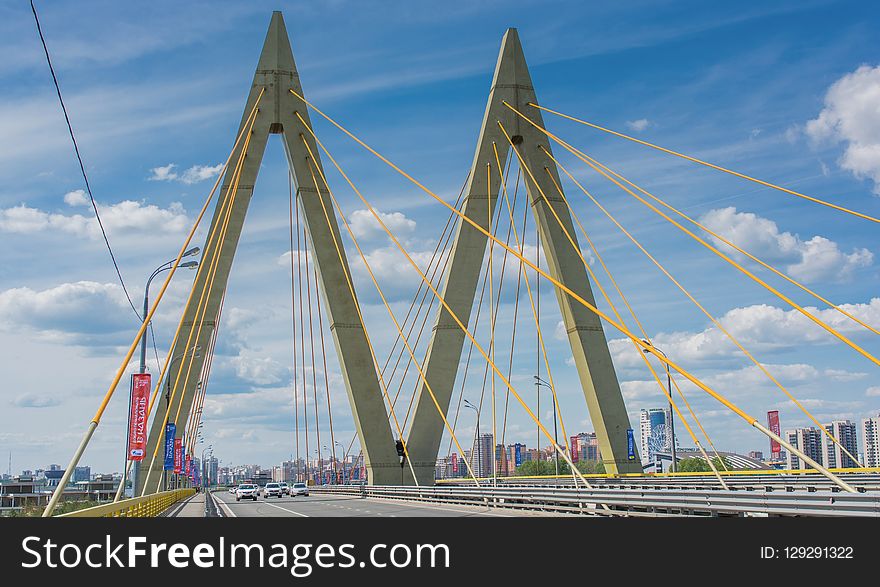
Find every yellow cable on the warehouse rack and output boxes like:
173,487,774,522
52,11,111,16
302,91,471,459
288,170,301,481
506,102,871,465
491,142,571,461
530,103,880,224
293,98,604,491
499,124,723,483
487,163,498,481
505,102,880,369
298,130,480,487
170,124,251,430
296,157,419,485
91,90,262,425
287,87,857,492
143,113,255,490
540,165,729,476
542,143,865,468
299,146,413,475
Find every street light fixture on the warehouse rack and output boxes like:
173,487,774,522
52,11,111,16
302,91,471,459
126,251,200,497
533,376,560,476
334,441,344,484
642,340,676,473
201,444,213,489
463,399,481,477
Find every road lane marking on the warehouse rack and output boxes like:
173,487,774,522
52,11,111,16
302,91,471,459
212,493,237,517
259,501,310,517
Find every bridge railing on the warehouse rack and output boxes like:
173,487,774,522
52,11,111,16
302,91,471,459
56,489,195,517
310,483,880,517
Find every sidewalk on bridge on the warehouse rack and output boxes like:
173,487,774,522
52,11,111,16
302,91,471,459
163,492,205,517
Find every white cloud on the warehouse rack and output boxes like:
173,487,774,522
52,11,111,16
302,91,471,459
349,245,440,290
149,163,222,184
148,163,178,182
699,207,872,282
349,209,416,240
0,199,189,239
63,189,90,207
0,281,132,342
610,298,880,367
229,350,288,386
179,164,224,184
805,64,880,193
867,386,880,397
11,393,61,408
626,118,650,132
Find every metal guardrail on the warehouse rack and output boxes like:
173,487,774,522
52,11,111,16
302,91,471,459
311,484,880,517
438,473,880,492
57,489,196,517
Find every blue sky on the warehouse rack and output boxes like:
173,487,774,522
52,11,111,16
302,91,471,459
1,0,878,475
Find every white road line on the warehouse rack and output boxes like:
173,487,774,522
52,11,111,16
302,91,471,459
258,501,310,517
212,493,237,517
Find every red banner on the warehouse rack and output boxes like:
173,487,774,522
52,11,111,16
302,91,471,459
185,455,192,477
570,435,580,463
174,438,182,473
451,452,458,474
767,411,781,458
127,373,151,461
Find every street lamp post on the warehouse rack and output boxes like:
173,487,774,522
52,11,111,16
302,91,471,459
334,441,344,484
119,251,199,501
642,340,676,473
201,445,213,490
534,376,560,476
463,399,481,478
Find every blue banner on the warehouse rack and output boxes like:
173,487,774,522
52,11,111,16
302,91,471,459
626,428,636,460
163,423,176,470
514,444,523,467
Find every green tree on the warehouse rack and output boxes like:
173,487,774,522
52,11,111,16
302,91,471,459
575,460,606,475
515,459,570,476
675,456,730,473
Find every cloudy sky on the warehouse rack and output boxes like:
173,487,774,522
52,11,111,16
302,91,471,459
2,0,879,475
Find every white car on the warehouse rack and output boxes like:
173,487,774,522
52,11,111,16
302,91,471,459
263,482,283,498
290,482,309,497
278,482,290,495
235,483,258,501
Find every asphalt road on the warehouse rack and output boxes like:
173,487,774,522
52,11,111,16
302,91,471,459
212,491,536,517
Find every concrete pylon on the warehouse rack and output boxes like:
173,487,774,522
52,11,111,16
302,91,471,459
404,29,641,484
137,12,401,494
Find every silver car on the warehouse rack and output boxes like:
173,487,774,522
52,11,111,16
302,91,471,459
290,482,309,497
235,483,258,501
263,482,283,498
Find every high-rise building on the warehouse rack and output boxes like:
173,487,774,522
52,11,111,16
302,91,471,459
823,420,859,469
860,414,880,467
201,456,218,487
640,408,671,466
570,432,601,462
473,433,494,478
73,466,91,483
786,428,824,470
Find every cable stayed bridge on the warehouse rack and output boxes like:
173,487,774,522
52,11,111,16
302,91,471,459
41,11,880,518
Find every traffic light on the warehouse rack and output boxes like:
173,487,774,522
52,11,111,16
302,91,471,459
395,439,405,457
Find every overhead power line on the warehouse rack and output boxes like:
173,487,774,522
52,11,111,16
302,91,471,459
30,1,141,319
